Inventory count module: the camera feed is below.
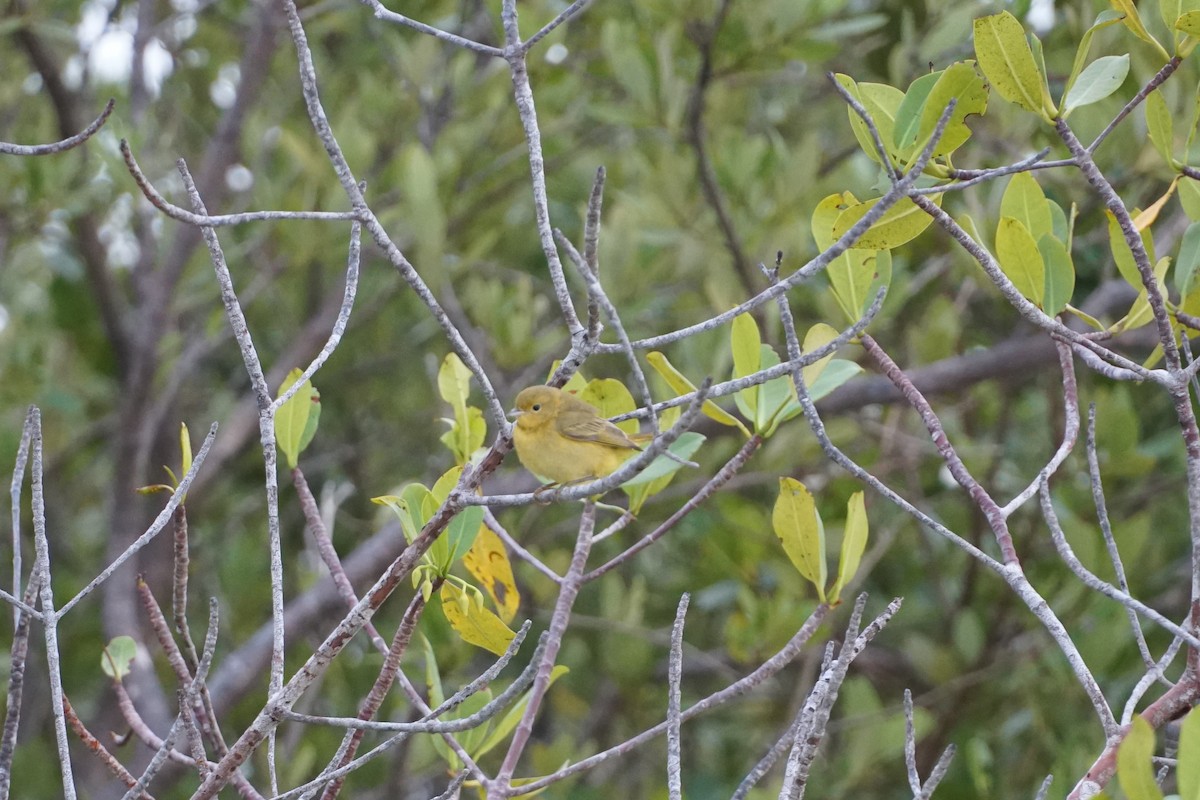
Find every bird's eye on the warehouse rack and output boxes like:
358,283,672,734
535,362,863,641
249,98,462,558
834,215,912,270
531,404,541,411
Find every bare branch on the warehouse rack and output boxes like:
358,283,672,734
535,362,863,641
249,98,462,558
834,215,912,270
0,99,114,156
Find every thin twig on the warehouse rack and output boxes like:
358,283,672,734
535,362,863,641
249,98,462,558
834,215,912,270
491,501,597,797
180,158,287,793
666,593,689,800
120,140,360,227
28,409,77,799
59,423,218,616
510,604,832,795
0,99,114,156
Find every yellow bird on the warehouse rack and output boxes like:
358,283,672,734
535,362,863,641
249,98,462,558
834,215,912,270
509,385,642,486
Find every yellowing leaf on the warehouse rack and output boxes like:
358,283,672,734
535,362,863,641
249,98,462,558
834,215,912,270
1111,0,1170,59
463,524,520,623
831,195,940,251
647,351,750,437
581,378,638,436
812,191,860,250
801,324,839,387
772,477,826,601
1179,10,1200,36
440,582,516,656
1133,178,1180,231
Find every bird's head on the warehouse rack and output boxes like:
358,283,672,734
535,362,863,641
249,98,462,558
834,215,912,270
509,385,561,431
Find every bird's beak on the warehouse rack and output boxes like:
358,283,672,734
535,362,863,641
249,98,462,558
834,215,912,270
508,407,522,420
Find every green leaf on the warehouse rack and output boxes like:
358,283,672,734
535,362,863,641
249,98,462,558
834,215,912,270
420,634,445,708
275,368,320,470
731,313,761,423
1145,90,1175,166
756,346,796,434
101,636,138,680
372,484,433,544
447,690,494,756
1111,0,1171,59
1117,716,1164,800
442,406,487,463
647,351,750,436
1111,257,1170,333
1039,234,1075,317
438,353,475,464
1174,222,1200,297
426,467,464,568
915,60,989,159
1063,55,1130,115
1065,11,1125,101
1001,173,1052,242
1048,199,1072,245
808,359,863,401
1181,178,1200,221
973,12,1047,115
1065,304,1106,330
624,406,684,513
995,217,1045,304
474,665,569,759
1106,210,1154,288
1179,706,1200,800
620,432,705,487
772,477,827,601
831,195,940,250
431,467,460,505
438,353,472,416
830,492,868,604
893,71,940,154
441,506,484,572
834,75,904,165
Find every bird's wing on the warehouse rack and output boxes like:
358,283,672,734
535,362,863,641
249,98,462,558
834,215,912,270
556,412,642,450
